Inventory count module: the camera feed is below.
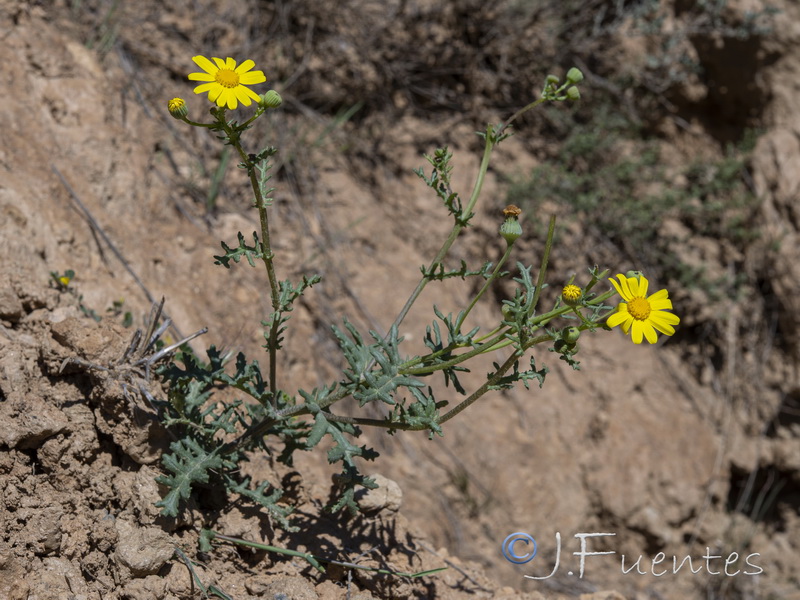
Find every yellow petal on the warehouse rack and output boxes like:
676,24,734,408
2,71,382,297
620,275,638,299
607,310,630,329
620,319,631,334
235,59,255,74
609,275,629,300
236,85,261,105
219,88,237,109
627,276,641,297
188,72,215,82
649,296,673,311
650,311,680,335
648,288,670,301
641,321,658,344
636,274,650,297
609,308,633,334
193,82,217,94
239,70,266,85
631,320,645,344
657,311,680,325
208,85,224,103
233,87,252,106
192,55,218,75
650,321,676,337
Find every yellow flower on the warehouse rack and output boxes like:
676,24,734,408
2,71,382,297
562,284,582,306
188,55,266,110
607,273,680,344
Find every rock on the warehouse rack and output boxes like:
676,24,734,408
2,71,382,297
121,575,168,600
113,519,174,577
0,540,29,600
165,560,218,597
579,592,627,600
255,575,319,600
25,557,90,600
0,395,68,449
356,474,402,514
22,507,63,555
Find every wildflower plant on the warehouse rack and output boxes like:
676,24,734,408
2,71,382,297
156,56,679,538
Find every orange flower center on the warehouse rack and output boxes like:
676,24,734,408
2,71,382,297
627,297,651,321
215,69,240,89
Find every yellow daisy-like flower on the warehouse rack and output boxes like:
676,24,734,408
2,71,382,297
188,55,266,110
607,273,680,344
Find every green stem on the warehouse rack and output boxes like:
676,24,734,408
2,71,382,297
181,118,216,128
571,307,595,328
377,96,555,368
473,323,505,344
207,531,447,578
322,412,427,431
223,287,618,453
434,287,612,425
208,531,325,572
222,115,281,400
401,289,617,377
389,125,497,334
496,96,547,138
401,331,512,376
436,347,525,424
322,288,621,431
527,215,556,318
454,242,514,333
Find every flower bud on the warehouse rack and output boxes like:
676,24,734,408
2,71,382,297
501,303,514,321
561,284,582,306
167,97,188,119
562,326,581,345
566,67,584,85
545,74,560,86
259,90,283,109
625,270,643,282
566,86,580,101
500,218,522,245
500,205,523,245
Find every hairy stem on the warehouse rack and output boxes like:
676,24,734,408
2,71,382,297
225,118,281,400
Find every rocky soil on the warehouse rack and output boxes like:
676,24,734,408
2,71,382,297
1,1,798,599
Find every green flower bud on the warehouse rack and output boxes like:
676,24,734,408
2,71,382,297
562,326,581,345
566,67,584,85
554,338,578,354
545,74,560,86
167,97,188,119
501,303,514,321
566,86,581,101
500,218,522,245
500,205,523,245
260,90,283,109
625,270,643,281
